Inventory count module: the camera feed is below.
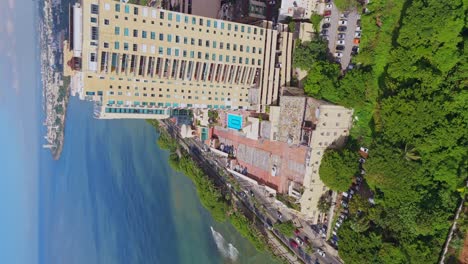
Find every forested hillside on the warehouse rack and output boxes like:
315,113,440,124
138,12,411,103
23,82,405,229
296,0,467,262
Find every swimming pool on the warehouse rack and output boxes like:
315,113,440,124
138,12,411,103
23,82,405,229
227,114,243,130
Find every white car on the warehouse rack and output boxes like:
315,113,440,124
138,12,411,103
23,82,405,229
317,249,326,257
338,20,348,25
334,52,343,58
336,40,345,45
355,31,361,38
356,26,362,31
324,17,331,22
360,147,369,153
325,4,332,9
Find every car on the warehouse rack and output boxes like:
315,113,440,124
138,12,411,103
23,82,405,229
316,248,326,257
325,3,332,9
360,168,366,175
324,10,331,16
355,31,361,38
290,239,299,248
296,236,304,246
295,228,301,235
349,189,355,195
337,33,346,39
335,221,341,228
239,191,246,198
324,17,331,22
336,40,345,45
359,157,366,163
332,231,337,236
341,12,349,18
336,45,345,51
322,23,330,29
277,211,283,219
338,26,347,32
338,20,348,25
357,19,361,26
334,52,343,58
360,147,369,153
337,218,343,224
369,198,375,205
356,176,363,182
343,209,349,214
304,236,310,244
249,189,255,197
340,214,347,220
321,29,328,35
335,57,341,63
341,201,348,208
342,191,349,198
356,26,362,31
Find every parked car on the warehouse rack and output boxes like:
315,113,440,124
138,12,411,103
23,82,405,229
341,201,348,208
290,239,299,248
355,31,361,38
354,38,361,44
334,52,343,58
352,46,360,55
338,33,346,39
295,229,301,235
336,40,345,45
342,192,349,198
360,147,369,153
359,157,366,163
357,19,361,26
336,45,345,51
324,10,331,16
296,236,304,246
321,29,328,35
249,189,255,197
324,17,331,22
317,248,326,257
277,211,283,219
356,26,362,31
335,57,341,63
338,26,347,32
322,23,331,29
338,20,348,25
325,3,332,9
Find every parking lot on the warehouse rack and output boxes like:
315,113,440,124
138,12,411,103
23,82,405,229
320,3,360,70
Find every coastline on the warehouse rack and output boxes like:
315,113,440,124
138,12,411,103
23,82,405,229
147,119,299,263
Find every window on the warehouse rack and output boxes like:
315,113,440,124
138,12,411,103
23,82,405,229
212,41,216,49
240,45,243,52
234,25,238,31
183,50,187,57
197,52,201,59
133,44,138,52
133,7,138,15
159,33,164,41
241,26,244,32
252,47,256,53
167,34,172,42
260,29,264,35
124,28,129,36
248,27,251,34
221,22,225,29
175,35,180,43
184,37,188,44
91,4,99,14
160,12,164,19
199,18,203,26
233,44,237,51
192,17,196,24
198,39,202,46
114,42,119,49
168,13,172,21
133,29,138,37
254,28,257,34
176,14,181,22
104,19,109,25
167,48,171,55
220,42,223,49
212,54,216,61
218,55,223,61
233,56,236,63
228,24,231,30
190,51,194,58
91,26,98,40
207,20,211,27
246,46,250,52
205,40,209,47
150,32,155,40
124,42,129,50
159,47,163,55
175,49,179,56
142,31,147,38
124,5,130,14
103,42,109,48
227,43,230,50
90,53,97,62
115,3,120,12
114,26,120,35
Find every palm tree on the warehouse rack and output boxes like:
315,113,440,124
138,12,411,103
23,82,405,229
403,144,421,161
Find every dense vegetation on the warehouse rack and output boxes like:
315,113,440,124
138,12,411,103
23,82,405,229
274,220,295,237
295,0,467,262
319,149,358,192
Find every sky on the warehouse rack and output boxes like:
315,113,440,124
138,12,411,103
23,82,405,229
0,0,40,263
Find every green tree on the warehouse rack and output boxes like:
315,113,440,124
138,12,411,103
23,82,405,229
274,220,295,237
317,194,331,213
319,149,357,192
293,39,328,70
303,61,340,100
309,13,322,33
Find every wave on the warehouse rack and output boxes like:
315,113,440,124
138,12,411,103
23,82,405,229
210,226,239,262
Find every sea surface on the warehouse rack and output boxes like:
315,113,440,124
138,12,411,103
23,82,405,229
38,97,278,264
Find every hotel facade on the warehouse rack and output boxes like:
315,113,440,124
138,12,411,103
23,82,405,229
64,0,293,119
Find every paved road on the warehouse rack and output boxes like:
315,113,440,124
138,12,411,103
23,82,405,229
322,3,359,70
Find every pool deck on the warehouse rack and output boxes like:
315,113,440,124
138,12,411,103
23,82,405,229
209,127,308,193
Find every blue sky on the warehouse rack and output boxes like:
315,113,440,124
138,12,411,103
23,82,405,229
0,0,39,263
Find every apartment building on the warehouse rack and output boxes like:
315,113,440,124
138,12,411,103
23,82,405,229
64,0,292,119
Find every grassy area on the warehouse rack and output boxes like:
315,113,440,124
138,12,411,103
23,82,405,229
276,194,301,211
334,0,360,11
274,220,295,237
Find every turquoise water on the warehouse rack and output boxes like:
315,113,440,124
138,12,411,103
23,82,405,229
39,98,277,264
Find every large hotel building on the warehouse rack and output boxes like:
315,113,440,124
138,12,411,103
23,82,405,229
64,0,293,119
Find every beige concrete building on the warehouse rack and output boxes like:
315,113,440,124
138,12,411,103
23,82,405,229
64,0,292,119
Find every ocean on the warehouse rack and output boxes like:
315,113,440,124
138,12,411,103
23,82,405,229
38,97,278,264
